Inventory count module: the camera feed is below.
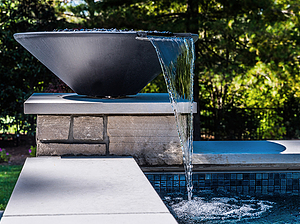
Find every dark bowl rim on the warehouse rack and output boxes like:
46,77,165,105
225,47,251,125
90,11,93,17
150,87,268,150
14,31,199,42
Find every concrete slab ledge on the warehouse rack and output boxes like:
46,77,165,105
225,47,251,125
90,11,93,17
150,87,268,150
192,140,300,170
24,93,196,114
140,140,300,172
1,157,177,224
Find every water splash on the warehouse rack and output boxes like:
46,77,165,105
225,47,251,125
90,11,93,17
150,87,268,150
149,36,195,200
164,196,274,223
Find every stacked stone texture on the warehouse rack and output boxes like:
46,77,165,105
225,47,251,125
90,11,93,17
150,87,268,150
36,114,183,166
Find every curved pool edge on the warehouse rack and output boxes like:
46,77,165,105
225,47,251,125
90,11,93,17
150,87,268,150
192,140,300,171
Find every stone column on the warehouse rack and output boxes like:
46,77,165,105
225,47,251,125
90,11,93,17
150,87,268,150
25,93,196,166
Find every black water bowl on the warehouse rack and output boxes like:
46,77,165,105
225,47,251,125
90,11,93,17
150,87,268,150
14,30,197,97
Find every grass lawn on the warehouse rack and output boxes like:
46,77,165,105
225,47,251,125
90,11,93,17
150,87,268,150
0,165,23,210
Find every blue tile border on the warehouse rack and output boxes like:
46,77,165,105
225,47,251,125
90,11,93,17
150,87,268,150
145,171,300,195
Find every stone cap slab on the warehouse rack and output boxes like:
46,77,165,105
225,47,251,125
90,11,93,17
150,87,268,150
1,157,177,224
24,93,197,115
193,140,300,169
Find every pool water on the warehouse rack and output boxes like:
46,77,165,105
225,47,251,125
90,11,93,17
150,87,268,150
161,191,300,224
146,172,300,223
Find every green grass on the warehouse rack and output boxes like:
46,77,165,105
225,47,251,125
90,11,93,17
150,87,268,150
0,165,23,210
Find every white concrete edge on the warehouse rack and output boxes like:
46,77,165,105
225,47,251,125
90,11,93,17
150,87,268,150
192,140,300,165
192,153,300,165
24,93,197,115
0,213,177,224
24,102,197,114
268,140,300,154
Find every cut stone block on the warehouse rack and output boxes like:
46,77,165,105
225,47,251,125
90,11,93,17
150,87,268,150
107,116,179,138
109,136,180,143
37,115,70,140
110,142,183,166
107,115,182,165
37,143,106,156
73,116,103,140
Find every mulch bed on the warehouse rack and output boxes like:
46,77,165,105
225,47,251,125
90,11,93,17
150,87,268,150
0,144,31,166
0,134,34,165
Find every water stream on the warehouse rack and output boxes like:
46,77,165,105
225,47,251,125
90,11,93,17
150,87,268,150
148,36,279,223
149,36,195,200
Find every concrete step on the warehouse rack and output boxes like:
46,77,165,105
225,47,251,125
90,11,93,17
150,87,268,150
1,157,177,224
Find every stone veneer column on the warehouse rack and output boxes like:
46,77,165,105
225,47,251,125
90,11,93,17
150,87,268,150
26,93,196,166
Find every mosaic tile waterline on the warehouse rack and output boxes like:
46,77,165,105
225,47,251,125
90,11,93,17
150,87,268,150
145,171,300,195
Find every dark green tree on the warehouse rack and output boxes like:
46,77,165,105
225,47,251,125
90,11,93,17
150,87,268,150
0,0,66,139
61,0,300,140
195,0,300,139
2,0,300,141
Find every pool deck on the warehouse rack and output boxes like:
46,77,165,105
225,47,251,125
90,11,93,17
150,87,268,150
0,157,177,224
141,140,300,172
192,140,300,171
2,141,300,223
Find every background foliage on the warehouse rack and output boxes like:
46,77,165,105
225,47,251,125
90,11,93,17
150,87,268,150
1,0,300,142
0,0,68,142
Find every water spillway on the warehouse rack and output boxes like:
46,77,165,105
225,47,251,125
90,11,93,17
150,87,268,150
149,36,196,200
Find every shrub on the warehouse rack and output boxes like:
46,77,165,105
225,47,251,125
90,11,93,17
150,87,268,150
28,145,37,157
0,148,11,163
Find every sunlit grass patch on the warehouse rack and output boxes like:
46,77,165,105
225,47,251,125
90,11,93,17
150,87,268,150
0,165,23,210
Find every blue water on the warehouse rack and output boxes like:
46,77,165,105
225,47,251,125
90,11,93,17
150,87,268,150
147,172,300,223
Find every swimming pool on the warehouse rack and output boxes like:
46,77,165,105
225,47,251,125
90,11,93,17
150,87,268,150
146,171,300,223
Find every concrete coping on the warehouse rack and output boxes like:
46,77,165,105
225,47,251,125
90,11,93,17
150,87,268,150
140,140,300,172
24,93,197,115
193,140,300,168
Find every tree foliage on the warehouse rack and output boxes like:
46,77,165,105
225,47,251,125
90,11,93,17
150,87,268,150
1,0,300,140
194,0,300,139
0,0,66,137
63,0,300,139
